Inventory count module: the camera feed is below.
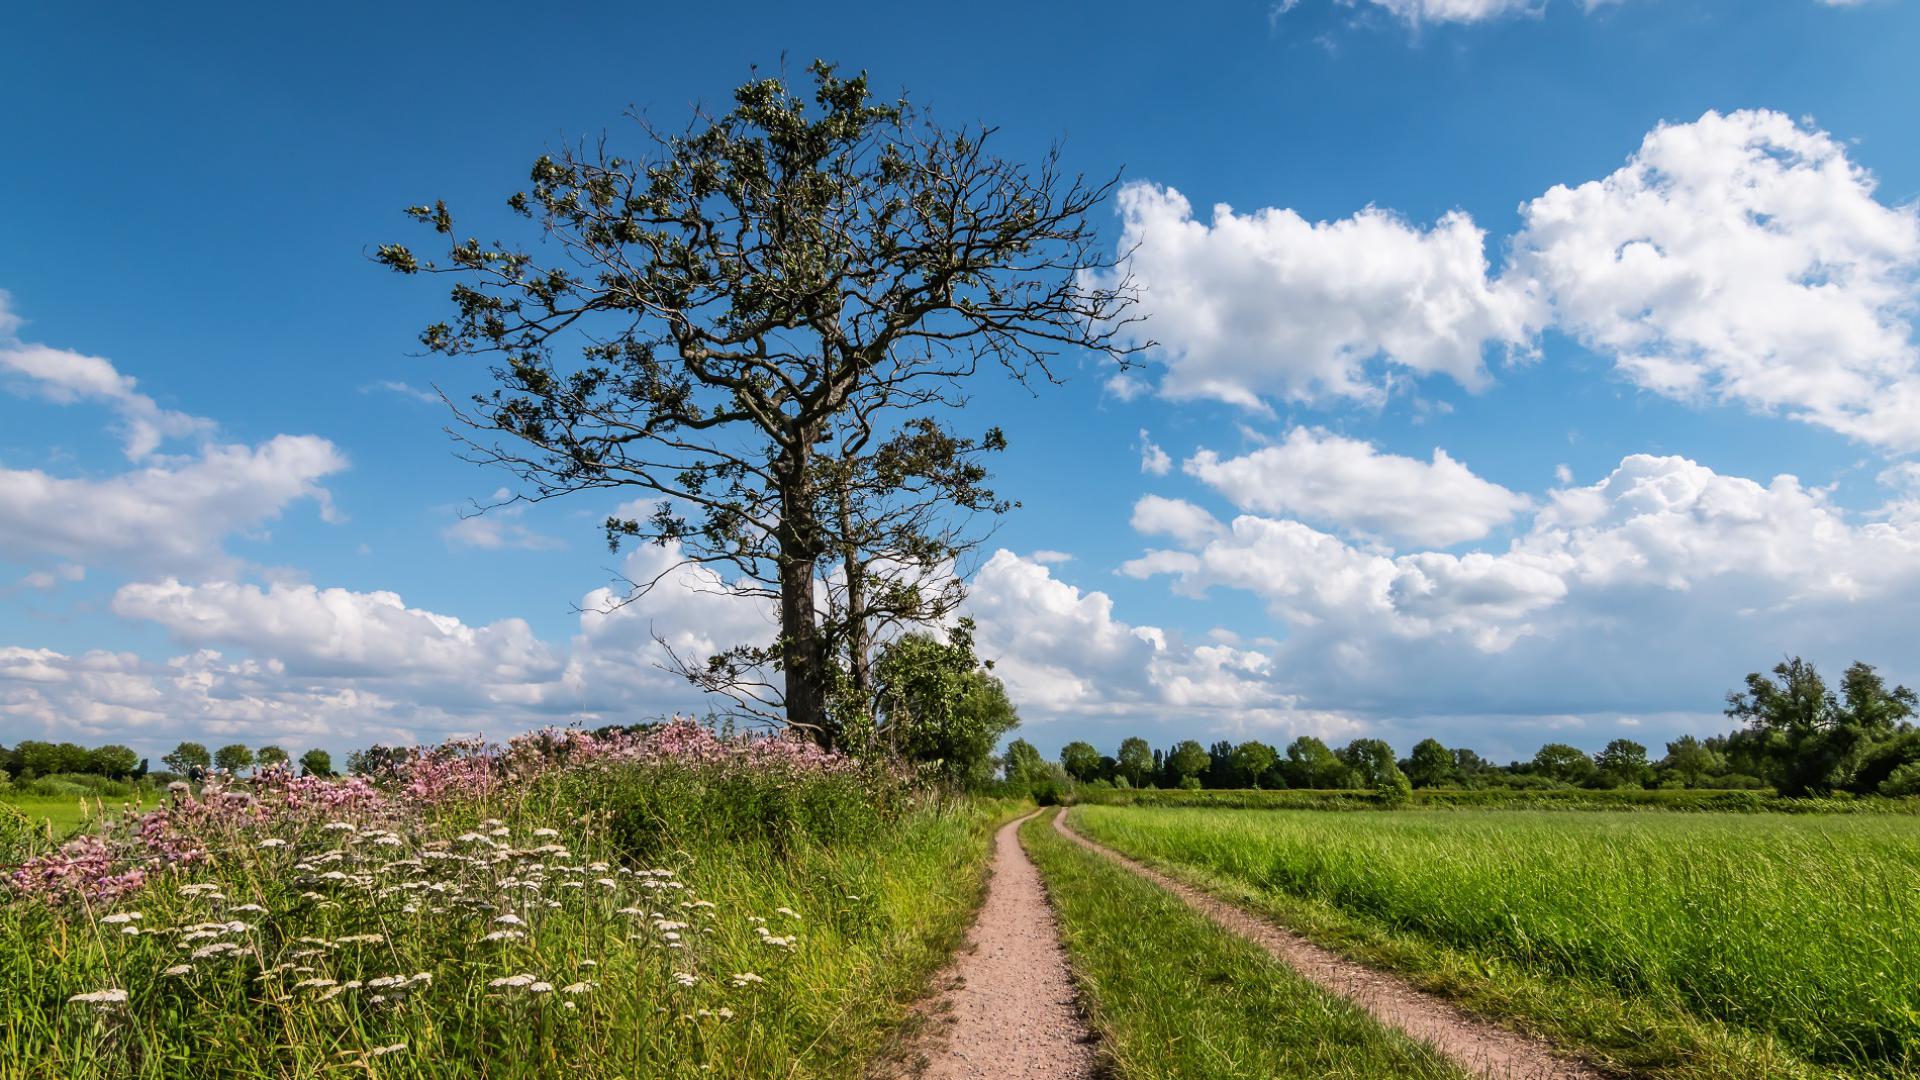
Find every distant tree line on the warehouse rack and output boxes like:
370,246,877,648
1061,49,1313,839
0,740,336,790
0,741,148,782
1015,658,1920,800
9,656,1909,802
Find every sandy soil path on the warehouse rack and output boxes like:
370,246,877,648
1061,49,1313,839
905,812,1097,1080
1055,809,1602,1080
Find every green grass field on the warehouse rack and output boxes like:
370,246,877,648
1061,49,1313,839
1,791,162,835
1070,804,1920,1079
1019,811,1469,1080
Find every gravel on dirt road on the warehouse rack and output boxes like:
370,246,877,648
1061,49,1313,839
906,812,1098,1080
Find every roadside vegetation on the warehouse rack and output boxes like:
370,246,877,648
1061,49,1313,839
1069,804,1920,1079
1019,811,1467,1080
0,723,1005,1079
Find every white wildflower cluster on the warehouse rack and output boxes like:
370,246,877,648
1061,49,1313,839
62,807,798,1035
753,906,804,950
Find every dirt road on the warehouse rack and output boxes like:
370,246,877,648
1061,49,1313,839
907,812,1098,1080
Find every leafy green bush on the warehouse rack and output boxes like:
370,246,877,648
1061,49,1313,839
1880,761,1920,797
17,778,91,799
14,774,148,799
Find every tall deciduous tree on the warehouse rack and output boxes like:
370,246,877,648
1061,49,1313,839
163,742,211,776
1116,737,1153,788
1530,742,1598,786
376,62,1139,743
1285,736,1349,789
1659,735,1722,788
1726,657,1917,795
1002,739,1046,783
214,744,255,775
1405,738,1456,789
1058,740,1102,782
1167,740,1209,786
87,745,139,779
869,622,1018,786
1594,738,1652,788
1229,740,1278,789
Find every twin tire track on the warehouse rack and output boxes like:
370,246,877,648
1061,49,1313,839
907,807,1601,1080
1050,808,1602,1080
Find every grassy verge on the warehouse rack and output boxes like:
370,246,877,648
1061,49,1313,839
1069,805,1916,1080
1,768,1011,1079
1019,811,1467,1080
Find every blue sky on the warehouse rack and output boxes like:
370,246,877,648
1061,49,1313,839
3,0,1918,763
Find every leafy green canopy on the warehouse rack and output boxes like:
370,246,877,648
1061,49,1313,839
867,623,1019,786
1725,657,1918,796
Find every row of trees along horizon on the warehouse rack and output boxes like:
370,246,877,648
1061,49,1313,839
0,742,335,800
1001,658,1920,800
8,656,1916,803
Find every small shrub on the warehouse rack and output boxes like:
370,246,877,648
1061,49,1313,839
1376,771,1413,807
1880,762,1920,797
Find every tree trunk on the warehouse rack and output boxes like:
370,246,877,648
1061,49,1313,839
838,475,870,701
777,445,829,745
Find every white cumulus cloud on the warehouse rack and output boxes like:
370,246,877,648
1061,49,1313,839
3,542,780,750
1093,183,1539,409
1511,109,1920,448
1183,428,1530,547
964,549,1359,739
1129,495,1225,548
1106,110,1920,450
1124,453,1920,720
1139,429,1173,476
111,579,560,682
0,436,347,578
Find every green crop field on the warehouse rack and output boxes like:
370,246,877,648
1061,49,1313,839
1069,804,1920,1079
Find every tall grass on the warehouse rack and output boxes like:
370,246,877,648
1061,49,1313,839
0,733,1003,1079
1072,805,1920,1077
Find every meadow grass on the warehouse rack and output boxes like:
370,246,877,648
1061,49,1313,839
1019,811,1469,1080
2,791,162,835
0,744,1013,1079
1071,805,1920,1079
